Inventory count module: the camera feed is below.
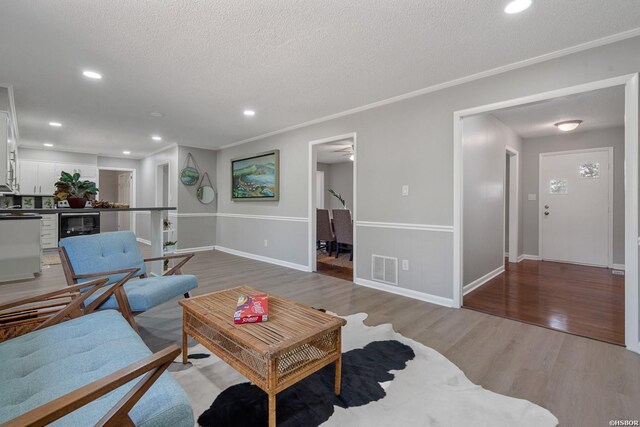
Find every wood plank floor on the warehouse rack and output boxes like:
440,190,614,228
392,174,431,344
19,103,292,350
464,260,625,345
2,249,640,426
316,261,353,281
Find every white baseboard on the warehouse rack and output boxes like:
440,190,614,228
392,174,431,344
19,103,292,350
214,245,311,272
136,237,151,246
517,254,525,263
612,263,625,271
354,277,454,308
177,245,214,254
521,254,540,261
463,266,504,296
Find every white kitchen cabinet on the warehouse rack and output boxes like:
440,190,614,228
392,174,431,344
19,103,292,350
40,214,58,249
18,160,39,194
54,163,96,180
18,160,57,195
18,160,96,195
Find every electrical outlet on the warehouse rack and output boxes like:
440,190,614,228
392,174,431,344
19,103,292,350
401,185,409,196
402,259,409,271
264,240,268,247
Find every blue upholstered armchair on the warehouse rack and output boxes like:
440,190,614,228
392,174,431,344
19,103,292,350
58,231,198,330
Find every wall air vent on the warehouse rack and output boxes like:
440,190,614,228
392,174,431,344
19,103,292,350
372,255,398,286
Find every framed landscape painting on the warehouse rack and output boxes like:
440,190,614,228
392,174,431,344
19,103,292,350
231,150,280,201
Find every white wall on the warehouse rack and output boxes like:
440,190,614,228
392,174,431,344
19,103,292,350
98,170,119,232
136,146,178,242
521,126,625,264
462,114,522,286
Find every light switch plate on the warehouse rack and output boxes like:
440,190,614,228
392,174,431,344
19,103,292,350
401,185,409,196
528,194,537,201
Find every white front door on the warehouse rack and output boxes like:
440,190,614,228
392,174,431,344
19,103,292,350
539,148,612,267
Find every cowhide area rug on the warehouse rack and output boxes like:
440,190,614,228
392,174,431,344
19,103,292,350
170,313,558,427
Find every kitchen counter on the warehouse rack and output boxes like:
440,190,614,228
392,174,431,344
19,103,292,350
0,207,176,214
0,213,42,220
0,206,176,280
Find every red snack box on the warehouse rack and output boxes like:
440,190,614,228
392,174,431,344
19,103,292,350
234,293,269,324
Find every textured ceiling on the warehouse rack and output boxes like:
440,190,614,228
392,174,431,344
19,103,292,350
317,139,353,164
491,86,625,139
0,1,639,157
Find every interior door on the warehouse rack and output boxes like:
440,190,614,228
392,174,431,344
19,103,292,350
117,172,131,231
539,148,611,267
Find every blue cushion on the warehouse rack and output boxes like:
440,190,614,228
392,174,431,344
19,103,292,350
85,275,198,312
0,310,194,427
59,231,147,285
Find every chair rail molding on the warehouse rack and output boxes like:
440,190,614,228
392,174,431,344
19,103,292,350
356,221,453,232
216,212,308,222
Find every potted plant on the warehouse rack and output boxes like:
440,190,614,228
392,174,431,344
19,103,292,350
328,189,347,209
54,171,98,208
163,240,177,253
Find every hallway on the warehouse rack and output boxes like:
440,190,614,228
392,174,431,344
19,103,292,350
464,260,625,345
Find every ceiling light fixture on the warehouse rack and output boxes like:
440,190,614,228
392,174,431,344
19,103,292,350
43,143,54,147
82,70,102,80
554,120,583,132
151,135,162,141
122,150,131,155
150,111,163,117
504,0,532,14
49,122,62,127
243,110,256,116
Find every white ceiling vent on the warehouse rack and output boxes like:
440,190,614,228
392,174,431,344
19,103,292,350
372,255,398,286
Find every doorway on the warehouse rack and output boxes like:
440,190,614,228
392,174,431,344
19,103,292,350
308,133,357,282
97,167,136,233
455,78,636,348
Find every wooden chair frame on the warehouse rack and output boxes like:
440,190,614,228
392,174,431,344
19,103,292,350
1,344,181,427
0,275,138,342
58,247,195,331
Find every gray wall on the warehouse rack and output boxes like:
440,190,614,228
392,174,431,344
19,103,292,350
136,146,178,242
318,161,354,210
521,126,625,264
176,146,217,250
212,34,640,301
463,114,522,286
328,162,354,211
19,147,97,164
98,170,119,232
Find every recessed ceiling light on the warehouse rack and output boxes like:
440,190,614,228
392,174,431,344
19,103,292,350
150,111,163,117
504,0,532,14
151,135,162,141
49,122,62,127
243,110,256,116
82,70,102,80
43,143,54,147
554,120,583,132
122,150,131,155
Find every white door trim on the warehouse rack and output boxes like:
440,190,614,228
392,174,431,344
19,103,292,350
538,147,614,268
453,73,639,353
504,146,519,264
96,166,137,235
308,132,357,279
154,160,171,207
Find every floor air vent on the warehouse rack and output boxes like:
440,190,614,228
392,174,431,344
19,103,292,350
372,255,398,286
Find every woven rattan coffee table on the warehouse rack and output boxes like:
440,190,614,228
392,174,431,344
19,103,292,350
179,285,346,427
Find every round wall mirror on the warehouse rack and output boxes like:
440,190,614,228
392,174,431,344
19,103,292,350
197,185,216,204
197,172,216,204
